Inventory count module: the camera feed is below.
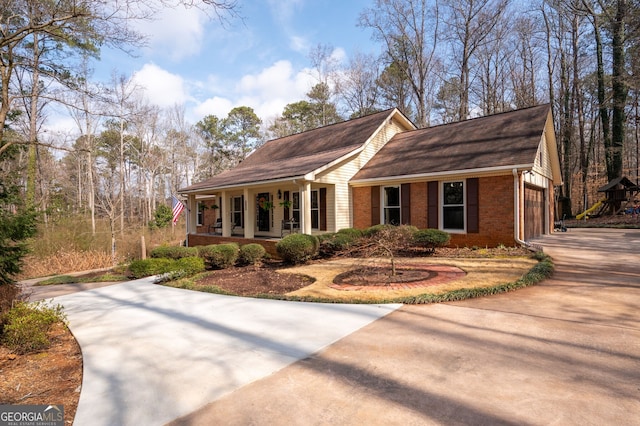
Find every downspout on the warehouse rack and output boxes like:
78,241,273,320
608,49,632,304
513,169,528,247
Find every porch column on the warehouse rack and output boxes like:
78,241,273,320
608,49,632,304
301,181,312,235
187,194,197,234
243,187,254,238
221,190,231,237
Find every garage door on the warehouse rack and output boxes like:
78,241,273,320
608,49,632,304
524,185,545,240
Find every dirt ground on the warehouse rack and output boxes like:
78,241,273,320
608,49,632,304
0,323,82,425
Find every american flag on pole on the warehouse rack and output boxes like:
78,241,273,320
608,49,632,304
172,195,185,224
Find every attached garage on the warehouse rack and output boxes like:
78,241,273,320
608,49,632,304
524,185,545,240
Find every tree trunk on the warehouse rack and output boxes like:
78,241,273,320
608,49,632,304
610,0,628,181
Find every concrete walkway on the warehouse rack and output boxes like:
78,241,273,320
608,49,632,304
170,228,640,426
52,280,400,425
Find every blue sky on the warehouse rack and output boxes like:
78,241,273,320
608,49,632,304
89,0,380,127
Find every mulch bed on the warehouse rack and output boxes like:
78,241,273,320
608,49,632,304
330,264,466,291
193,265,315,296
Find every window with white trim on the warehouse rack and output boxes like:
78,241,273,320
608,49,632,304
442,181,464,231
231,196,243,228
196,202,204,226
311,190,319,229
292,192,300,223
382,186,401,225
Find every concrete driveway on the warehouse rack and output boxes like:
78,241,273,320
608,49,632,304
52,281,400,425
170,228,640,426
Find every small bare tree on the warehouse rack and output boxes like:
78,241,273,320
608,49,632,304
358,225,416,276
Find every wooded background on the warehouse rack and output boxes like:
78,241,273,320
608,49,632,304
2,0,640,251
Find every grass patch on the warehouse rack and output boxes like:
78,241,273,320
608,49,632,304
36,276,81,286
90,273,128,282
35,272,128,286
159,273,236,296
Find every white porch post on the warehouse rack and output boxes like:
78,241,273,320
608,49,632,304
187,194,197,234
221,190,231,237
301,181,312,235
243,188,254,238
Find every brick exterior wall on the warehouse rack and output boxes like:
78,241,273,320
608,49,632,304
353,175,518,247
195,200,219,234
409,182,427,228
352,186,373,229
450,175,515,247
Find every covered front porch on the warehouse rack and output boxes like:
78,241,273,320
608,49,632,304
183,180,337,245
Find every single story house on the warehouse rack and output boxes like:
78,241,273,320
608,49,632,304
179,104,562,250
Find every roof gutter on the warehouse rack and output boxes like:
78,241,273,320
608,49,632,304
178,175,307,194
513,168,529,248
350,164,535,186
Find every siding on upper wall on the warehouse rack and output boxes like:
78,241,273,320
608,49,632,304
533,133,553,179
315,116,409,230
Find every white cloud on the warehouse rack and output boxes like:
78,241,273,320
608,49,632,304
331,47,347,65
193,96,234,118
136,7,207,61
289,35,309,52
267,0,303,24
131,64,188,107
193,60,315,122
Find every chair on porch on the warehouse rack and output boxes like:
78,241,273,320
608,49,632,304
281,219,299,237
209,218,235,234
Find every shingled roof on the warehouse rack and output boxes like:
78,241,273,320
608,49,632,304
351,104,552,182
180,108,401,193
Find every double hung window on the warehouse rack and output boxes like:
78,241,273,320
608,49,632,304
382,186,401,225
442,181,464,231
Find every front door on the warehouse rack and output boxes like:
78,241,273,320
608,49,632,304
257,192,270,232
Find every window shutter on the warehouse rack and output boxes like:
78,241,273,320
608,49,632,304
467,178,479,233
401,183,411,224
371,186,380,225
427,181,438,229
319,188,327,231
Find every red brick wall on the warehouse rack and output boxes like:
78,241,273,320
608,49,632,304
353,186,372,229
195,200,219,234
352,175,518,247
449,175,515,247
409,182,427,228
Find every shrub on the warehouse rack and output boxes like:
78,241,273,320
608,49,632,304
239,244,266,265
318,229,363,257
198,243,239,269
1,301,66,354
154,257,206,283
128,258,175,278
150,245,198,260
336,228,364,239
276,234,319,264
175,257,206,275
412,229,451,253
363,224,391,237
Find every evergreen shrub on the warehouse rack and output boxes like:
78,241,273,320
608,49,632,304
239,244,266,265
198,243,239,269
276,234,319,264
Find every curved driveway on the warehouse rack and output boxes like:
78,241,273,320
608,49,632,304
53,281,400,425
171,228,640,426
